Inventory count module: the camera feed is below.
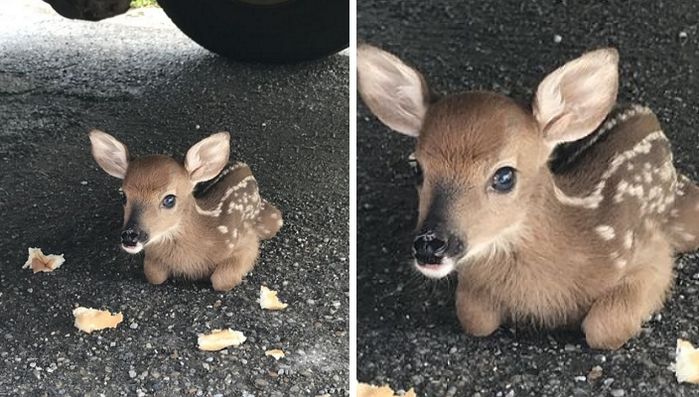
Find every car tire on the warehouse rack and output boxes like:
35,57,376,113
156,0,348,63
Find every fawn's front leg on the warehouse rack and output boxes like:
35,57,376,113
582,238,673,350
144,256,169,285
211,236,260,292
456,278,502,337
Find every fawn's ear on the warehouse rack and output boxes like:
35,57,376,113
89,129,129,179
533,48,619,147
185,132,230,184
357,44,430,137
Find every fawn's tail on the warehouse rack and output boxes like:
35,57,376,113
255,199,283,240
667,174,699,253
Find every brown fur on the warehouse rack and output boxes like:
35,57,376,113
358,45,699,349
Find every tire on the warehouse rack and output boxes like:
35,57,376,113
156,0,348,63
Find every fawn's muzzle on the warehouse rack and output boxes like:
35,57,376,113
413,230,448,265
121,229,140,245
120,227,148,254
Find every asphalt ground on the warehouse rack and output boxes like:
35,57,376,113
0,1,348,396
358,1,699,396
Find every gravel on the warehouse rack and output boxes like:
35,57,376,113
358,0,699,395
0,1,348,395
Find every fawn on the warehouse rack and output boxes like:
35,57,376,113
358,44,699,349
89,130,282,291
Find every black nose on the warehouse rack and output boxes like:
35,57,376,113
121,229,140,246
413,230,448,265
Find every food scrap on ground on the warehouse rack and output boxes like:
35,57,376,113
197,329,246,351
587,365,603,381
22,247,65,273
73,307,123,334
259,285,288,310
265,349,285,360
676,338,699,384
357,383,417,397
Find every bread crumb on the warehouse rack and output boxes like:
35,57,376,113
357,383,417,397
587,365,603,381
73,307,123,334
676,338,699,383
260,286,288,310
197,329,246,351
265,349,285,360
23,247,65,273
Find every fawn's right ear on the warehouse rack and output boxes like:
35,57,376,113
89,129,129,179
533,48,619,148
357,44,430,137
185,132,230,184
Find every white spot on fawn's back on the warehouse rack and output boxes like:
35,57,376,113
553,130,666,209
615,258,627,268
217,225,228,234
554,105,653,169
196,204,221,217
595,225,615,241
624,231,633,249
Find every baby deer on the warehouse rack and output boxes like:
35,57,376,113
89,130,282,291
358,45,699,349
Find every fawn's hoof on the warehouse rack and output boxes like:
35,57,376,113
457,305,501,337
582,311,641,350
144,269,168,285
210,274,243,292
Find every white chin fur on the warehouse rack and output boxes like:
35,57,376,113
415,257,455,279
122,243,144,254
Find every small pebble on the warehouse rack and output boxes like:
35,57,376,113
553,34,562,43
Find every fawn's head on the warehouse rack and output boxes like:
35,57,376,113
358,44,619,278
89,131,231,254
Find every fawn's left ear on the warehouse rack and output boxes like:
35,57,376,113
533,48,619,148
89,129,129,179
185,132,230,184
357,44,431,137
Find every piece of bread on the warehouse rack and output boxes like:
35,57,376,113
259,286,288,310
23,247,65,273
265,349,285,360
676,339,699,383
357,383,417,397
197,329,246,351
72,307,123,333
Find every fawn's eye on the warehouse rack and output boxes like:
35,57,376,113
119,189,127,205
491,166,516,193
408,153,423,185
162,194,176,209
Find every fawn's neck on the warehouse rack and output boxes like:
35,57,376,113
518,169,593,257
